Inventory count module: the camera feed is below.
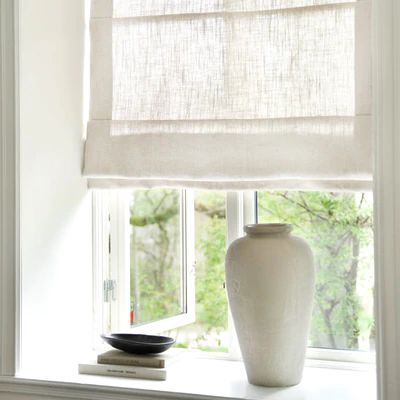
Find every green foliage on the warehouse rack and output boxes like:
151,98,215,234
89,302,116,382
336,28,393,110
195,207,228,331
174,343,189,349
196,345,229,353
258,191,374,350
130,189,182,324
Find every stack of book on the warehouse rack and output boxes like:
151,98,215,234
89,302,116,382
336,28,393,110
79,349,183,381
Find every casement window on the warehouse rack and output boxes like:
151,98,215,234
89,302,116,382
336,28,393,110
94,188,374,362
94,189,196,336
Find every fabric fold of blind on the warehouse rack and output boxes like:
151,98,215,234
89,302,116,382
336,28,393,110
85,0,372,190
91,0,358,17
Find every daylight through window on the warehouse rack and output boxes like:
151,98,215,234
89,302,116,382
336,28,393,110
112,189,374,355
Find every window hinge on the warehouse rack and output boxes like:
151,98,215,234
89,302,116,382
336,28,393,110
103,279,116,302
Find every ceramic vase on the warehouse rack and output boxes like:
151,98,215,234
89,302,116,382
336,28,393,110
225,223,315,387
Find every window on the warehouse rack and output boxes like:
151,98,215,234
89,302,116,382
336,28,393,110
258,191,374,353
173,191,228,352
129,189,188,327
95,189,375,360
94,189,195,335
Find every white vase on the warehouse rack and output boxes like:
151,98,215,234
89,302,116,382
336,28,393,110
225,223,315,387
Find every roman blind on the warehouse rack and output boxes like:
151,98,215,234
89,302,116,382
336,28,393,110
84,0,371,190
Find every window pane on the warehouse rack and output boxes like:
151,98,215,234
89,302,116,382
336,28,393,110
172,191,229,352
257,191,374,352
130,189,183,325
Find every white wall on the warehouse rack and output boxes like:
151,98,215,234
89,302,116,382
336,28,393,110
19,0,92,371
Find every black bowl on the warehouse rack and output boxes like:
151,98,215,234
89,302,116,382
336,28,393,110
100,333,175,354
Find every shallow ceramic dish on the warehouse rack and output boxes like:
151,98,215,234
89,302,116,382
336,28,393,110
100,333,175,354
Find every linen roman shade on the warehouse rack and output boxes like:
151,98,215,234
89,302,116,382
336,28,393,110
84,0,371,190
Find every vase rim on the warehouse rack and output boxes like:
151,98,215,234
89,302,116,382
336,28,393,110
244,223,292,235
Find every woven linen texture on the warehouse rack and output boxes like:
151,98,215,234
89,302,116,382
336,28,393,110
85,0,371,190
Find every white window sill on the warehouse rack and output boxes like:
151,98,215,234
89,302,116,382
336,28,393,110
0,352,376,400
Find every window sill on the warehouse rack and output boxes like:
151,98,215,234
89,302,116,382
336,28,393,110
0,353,376,400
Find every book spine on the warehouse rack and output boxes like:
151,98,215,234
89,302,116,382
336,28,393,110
79,364,166,380
97,356,164,369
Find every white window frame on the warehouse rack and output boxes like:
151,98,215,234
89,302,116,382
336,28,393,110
93,189,196,337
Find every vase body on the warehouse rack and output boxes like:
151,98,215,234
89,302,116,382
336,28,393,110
225,223,315,387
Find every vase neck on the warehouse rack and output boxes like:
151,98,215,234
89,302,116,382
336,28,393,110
244,223,292,236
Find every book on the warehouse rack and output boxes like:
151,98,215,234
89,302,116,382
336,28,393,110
97,349,183,369
78,361,166,380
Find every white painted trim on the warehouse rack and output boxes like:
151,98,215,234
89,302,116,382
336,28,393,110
0,377,185,400
128,313,196,336
109,191,131,332
181,189,196,325
92,190,110,348
226,192,256,247
0,0,19,376
373,0,400,398
307,348,375,364
0,360,377,400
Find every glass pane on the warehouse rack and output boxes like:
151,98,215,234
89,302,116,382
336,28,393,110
130,189,183,325
257,191,374,351
172,191,229,352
